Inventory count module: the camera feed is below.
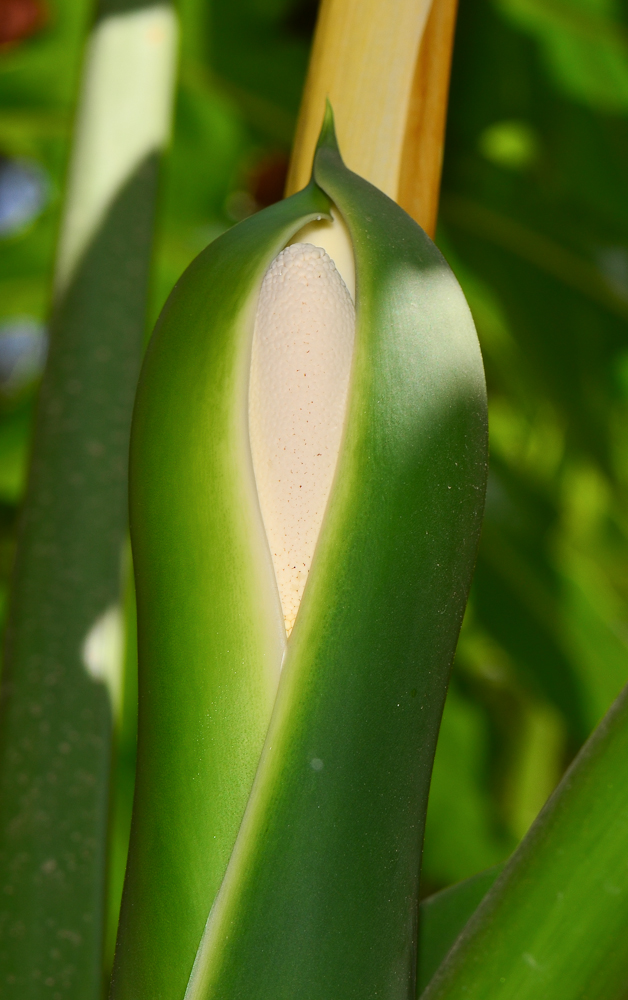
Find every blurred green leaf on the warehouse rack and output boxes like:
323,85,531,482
418,864,504,995
495,0,628,112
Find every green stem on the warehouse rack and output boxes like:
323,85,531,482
0,2,176,995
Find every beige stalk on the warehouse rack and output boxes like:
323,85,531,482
285,0,458,238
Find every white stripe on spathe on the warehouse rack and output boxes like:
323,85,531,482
54,4,178,297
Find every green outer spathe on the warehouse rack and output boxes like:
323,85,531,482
110,182,332,1000
184,108,488,1000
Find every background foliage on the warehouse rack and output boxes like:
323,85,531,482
1,0,627,921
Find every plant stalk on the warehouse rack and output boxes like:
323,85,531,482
285,0,458,236
0,2,176,995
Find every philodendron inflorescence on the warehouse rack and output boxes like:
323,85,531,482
110,108,488,1000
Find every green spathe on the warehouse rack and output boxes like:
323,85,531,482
112,108,488,1000
111,179,332,1000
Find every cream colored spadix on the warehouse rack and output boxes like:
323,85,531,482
290,208,355,300
249,241,355,635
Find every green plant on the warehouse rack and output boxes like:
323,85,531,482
0,1,177,995
111,106,487,999
114,101,628,1000
1,0,628,997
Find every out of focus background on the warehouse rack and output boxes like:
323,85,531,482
1,0,628,899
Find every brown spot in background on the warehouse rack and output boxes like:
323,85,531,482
248,151,290,209
0,0,47,48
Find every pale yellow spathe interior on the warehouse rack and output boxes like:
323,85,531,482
54,4,178,296
285,0,433,199
290,209,355,301
249,244,355,636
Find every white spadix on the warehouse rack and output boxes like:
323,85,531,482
249,239,355,635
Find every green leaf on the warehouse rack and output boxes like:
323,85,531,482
418,864,504,995
421,682,628,999
494,0,628,113
422,679,514,886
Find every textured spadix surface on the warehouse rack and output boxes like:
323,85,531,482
250,242,355,634
114,112,487,1000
